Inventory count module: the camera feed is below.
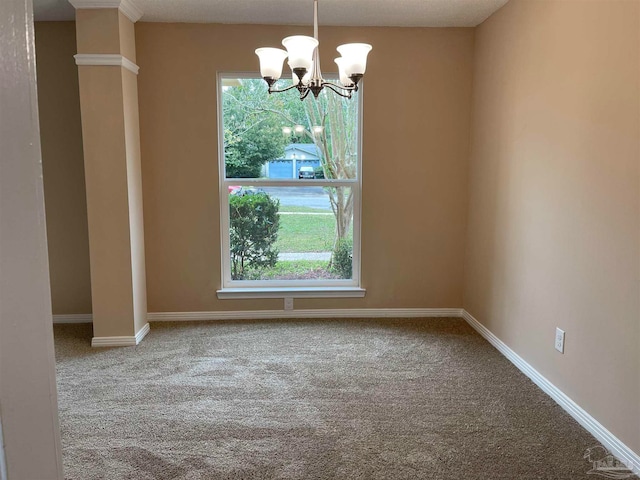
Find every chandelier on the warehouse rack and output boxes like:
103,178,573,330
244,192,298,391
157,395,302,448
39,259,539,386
255,0,372,100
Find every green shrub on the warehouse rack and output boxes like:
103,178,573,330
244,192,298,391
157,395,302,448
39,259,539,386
314,166,325,179
229,192,280,279
331,238,352,279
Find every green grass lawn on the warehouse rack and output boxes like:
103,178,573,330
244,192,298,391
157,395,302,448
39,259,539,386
276,213,335,252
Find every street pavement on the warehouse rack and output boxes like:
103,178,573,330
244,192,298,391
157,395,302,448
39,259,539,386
262,186,331,210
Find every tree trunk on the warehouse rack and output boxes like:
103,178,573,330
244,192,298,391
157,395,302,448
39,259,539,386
303,93,357,255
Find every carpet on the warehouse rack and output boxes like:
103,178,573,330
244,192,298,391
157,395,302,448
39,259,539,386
54,318,634,479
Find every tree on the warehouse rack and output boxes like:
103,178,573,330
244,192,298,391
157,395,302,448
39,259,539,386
242,81,359,251
229,192,280,279
222,81,286,178
303,91,359,249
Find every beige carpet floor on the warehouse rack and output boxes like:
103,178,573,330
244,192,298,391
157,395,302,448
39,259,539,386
54,318,635,479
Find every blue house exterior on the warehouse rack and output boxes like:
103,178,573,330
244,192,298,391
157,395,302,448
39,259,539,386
266,143,322,179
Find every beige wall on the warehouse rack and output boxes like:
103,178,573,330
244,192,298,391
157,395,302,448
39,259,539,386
35,22,474,313
77,64,137,336
464,0,640,453
1,0,63,475
75,8,148,337
75,9,120,55
136,23,474,313
35,22,92,315
75,9,136,61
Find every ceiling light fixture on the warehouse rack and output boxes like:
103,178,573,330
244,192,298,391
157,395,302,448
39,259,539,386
255,0,372,100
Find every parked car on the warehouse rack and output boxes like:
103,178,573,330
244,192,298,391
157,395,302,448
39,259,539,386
298,166,315,179
228,185,241,194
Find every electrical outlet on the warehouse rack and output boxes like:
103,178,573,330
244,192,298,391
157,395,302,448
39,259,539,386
555,328,565,353
284,297,293,311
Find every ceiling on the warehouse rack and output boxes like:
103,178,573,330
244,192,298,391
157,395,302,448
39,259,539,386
33,0,509,26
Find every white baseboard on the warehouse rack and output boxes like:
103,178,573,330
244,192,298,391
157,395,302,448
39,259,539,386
461,310,640,476
135,322,150,343
53,314,93,324
58,309,463,324
147,308,463,322
91,335,136,347
91,323,150,348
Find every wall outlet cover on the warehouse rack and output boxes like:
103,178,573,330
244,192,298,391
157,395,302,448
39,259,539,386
284,297,294,311
555,328,565,353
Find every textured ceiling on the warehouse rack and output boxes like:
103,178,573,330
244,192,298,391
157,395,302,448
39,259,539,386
34,0,509,27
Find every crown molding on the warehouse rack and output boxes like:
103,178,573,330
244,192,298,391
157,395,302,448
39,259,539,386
67,0,143,22
74,54,139,75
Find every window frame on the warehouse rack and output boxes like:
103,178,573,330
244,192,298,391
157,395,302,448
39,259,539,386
216,72,364,297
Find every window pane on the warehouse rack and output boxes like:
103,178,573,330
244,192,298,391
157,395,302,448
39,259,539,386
228,186,354,281
221,77,359,180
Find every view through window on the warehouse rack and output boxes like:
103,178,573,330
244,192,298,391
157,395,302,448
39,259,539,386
218,75,362,288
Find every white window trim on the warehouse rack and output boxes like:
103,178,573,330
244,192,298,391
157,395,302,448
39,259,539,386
216,287,366,299
216,72,364,298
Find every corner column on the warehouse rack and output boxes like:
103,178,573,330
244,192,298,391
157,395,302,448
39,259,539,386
70,1,149,346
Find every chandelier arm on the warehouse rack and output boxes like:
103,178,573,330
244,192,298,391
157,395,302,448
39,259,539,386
322,84,353,99
321,80,356,92
267,82,301,94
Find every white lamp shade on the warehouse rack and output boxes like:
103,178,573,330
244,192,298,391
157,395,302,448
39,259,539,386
282,35,318,70
336,43,372,76
255,47,288,80
334,57,354,87
292,61,313,85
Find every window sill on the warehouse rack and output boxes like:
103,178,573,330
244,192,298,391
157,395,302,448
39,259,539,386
216,287,366,300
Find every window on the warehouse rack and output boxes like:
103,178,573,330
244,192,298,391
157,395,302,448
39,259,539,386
216,74,364,298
